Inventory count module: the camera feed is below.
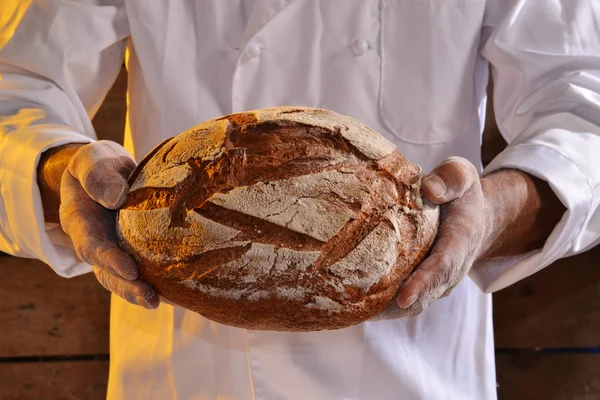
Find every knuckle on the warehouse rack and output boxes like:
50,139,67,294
438,265,454,287
447,166,470,192
445,156,477,177
96,141,133,163
80,234,109,266
71,141,126,187
97,139,122,152
450,222,480,244
92,249,112,272
113,154,137,174
67,144,87,167
420,253,456,292
123,291,138,305
414,265,435,284
87,233,108,249
82,165,110,192
407,300,426,317
74,243,92,264
96,244,117,263
131,285,149,299
59,203,78,233
83,163,129,207
68,143,94,174
430,252,457,271
93,267,140,305
116,280,145,300
417,271,442,296
93,267,110,290
437,157,478,197
439,217,481,247
88,140,119,157
441,285,456,299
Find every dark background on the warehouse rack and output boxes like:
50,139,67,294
0,66,598,399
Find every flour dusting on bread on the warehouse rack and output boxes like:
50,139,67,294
117,107,439,331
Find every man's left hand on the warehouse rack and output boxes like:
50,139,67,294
385,152,567,319
393,157,486,316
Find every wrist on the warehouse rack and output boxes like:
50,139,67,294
37,143,84,223
477,171,510,262
476,168,565,263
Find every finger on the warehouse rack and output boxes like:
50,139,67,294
60,171,138,280
393,285,449,318
69,141,137,209
374,282,450,320
396,193,484,309
93,266,159,310
441,284,458,299
80,234,139,280
422,156,480,204
396,245,465,309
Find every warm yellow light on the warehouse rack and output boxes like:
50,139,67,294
0,108,45,136
123,45,134,157
0,0,32,49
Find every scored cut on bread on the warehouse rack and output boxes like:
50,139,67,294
116,107,439,331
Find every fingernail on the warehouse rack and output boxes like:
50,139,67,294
135,295,154,310
121,267,138,281
397,294,418,309
144,292,158,309
143,299,156,310
104,183,126,207
423,175,447,199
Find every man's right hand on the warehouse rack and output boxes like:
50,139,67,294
44,141,159,309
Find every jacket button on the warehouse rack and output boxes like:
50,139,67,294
351,39,369,56
245,42,261,58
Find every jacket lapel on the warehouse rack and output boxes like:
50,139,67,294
241,0,296,45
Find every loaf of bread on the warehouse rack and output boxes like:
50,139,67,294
116,107,439,331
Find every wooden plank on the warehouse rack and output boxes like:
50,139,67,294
0,69,121,358
496,352,600,400
0,361,108,400
0,257,110,357
92,65,127,145
493,247,600,348
2,354,599,400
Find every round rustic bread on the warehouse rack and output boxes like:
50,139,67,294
116,107,439,331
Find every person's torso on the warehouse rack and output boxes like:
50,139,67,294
110,1,496,399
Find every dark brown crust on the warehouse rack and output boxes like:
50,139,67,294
127,136,176,186
311,213,382,271
117,107,439,331
162,244,253,279
123,187,177,210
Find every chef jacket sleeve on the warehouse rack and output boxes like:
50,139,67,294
0,1,128,277
470,0,600,292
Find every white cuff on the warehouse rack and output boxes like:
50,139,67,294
469,142,593,293
0,125,94,277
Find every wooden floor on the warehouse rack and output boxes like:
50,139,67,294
1,67,599,399
2,249,599,399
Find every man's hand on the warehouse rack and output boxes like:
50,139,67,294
393,157,485,316
392,156,565,317
40,141,159,310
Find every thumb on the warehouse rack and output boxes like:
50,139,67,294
421,156,480,204
68,141,137,209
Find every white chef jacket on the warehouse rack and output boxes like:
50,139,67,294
1,1,599,399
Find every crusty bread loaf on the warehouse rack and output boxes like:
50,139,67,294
116,107,439,331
